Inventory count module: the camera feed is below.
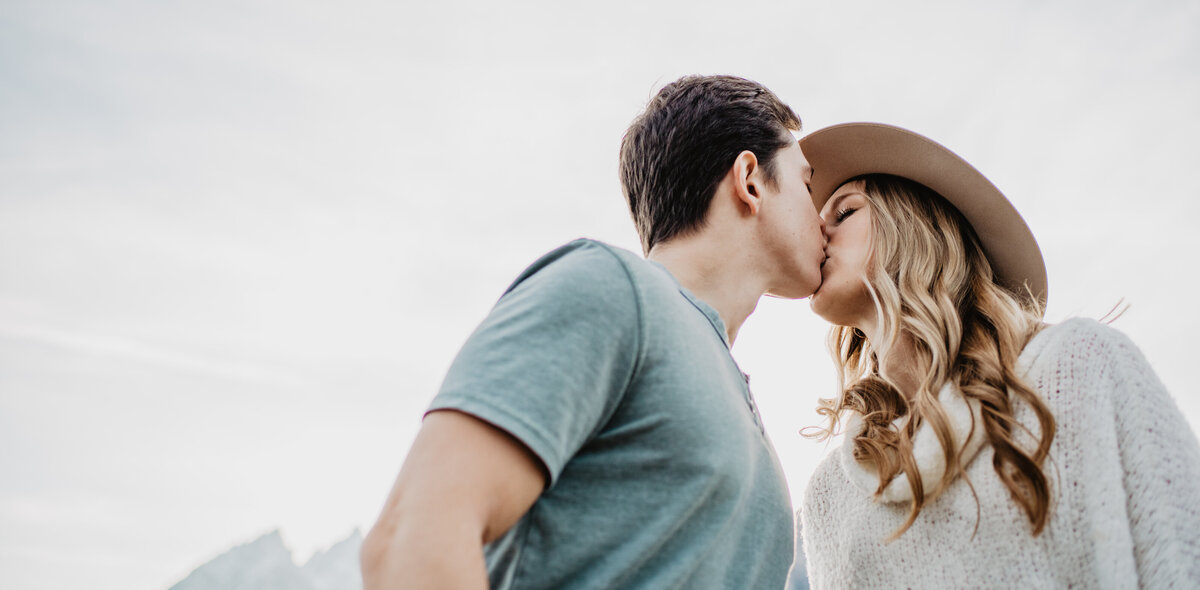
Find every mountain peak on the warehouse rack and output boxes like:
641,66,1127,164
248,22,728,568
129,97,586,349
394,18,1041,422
168,529,361,590
302,529,363,590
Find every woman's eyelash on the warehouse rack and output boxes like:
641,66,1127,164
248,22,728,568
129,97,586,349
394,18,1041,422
836,208,856,222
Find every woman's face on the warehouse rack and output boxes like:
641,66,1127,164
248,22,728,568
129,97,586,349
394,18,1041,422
810,181,876,328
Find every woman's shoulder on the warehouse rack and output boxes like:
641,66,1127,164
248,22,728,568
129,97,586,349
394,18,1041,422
1018,317,1158,418
1020,317,1139,369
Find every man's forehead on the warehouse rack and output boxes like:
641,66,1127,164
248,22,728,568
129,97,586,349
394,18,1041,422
789,138,813,170
777,140,810,171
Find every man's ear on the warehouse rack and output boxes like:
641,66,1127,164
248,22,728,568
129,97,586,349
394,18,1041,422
731,150,763,216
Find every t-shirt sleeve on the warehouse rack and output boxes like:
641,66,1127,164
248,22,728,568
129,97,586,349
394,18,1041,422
427,240,642,486
1092,323,1200,586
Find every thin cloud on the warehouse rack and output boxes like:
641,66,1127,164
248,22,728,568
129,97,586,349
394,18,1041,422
0,321,305,387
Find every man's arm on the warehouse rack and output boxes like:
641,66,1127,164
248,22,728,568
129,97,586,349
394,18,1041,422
362,241,640,587
361,410,546,590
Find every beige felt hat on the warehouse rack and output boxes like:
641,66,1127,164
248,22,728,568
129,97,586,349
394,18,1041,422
799,122,1047,308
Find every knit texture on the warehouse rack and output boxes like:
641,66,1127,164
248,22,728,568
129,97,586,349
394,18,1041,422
801,318,1200,589
840,381,988,504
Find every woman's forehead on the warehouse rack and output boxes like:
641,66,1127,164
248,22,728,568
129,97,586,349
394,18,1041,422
823,181,870,213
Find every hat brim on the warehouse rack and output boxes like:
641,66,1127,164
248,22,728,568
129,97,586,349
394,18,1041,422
799,122,1047,308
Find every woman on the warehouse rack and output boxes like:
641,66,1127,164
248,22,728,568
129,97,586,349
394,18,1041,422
795,123,1200,588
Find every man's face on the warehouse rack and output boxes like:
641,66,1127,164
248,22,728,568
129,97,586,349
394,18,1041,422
759,140,826,299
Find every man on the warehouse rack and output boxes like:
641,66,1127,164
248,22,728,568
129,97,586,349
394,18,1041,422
362,75,826,589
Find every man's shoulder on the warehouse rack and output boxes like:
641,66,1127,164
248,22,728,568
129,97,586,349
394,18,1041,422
536,237,651,268
505,239,670,300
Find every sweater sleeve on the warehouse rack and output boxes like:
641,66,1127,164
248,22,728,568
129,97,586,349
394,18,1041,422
1099,325,1200,587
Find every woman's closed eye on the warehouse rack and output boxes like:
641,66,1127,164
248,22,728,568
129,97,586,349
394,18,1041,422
835,207,857,223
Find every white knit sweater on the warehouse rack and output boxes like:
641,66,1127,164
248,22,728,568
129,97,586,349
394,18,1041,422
800,318,1200,589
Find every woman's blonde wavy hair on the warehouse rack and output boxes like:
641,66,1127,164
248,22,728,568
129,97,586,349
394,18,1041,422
809,174,1055,540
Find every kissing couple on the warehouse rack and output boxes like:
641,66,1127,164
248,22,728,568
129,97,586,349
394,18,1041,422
362,75,1200,590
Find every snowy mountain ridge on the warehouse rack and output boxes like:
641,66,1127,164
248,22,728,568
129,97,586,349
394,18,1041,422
168,529,362,590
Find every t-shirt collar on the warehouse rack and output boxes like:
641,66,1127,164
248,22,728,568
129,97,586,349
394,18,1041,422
647,261,730,347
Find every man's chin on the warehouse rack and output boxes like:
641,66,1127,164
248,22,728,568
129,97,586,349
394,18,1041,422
809,267,835,296
809,280,826,299
801,278,824,299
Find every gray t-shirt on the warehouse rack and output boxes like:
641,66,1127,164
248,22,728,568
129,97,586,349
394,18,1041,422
429,239,794,589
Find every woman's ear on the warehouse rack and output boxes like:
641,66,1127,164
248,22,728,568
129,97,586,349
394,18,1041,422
731,150,763,216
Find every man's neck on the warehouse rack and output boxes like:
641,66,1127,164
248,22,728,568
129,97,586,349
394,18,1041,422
647,236,768,345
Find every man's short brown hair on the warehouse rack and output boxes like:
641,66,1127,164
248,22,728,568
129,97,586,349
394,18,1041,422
619,75,802,254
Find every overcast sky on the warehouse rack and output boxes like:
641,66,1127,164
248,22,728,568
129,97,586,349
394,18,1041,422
2,1,1198,588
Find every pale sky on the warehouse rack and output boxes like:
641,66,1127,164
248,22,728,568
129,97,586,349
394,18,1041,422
2,1,1198,589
